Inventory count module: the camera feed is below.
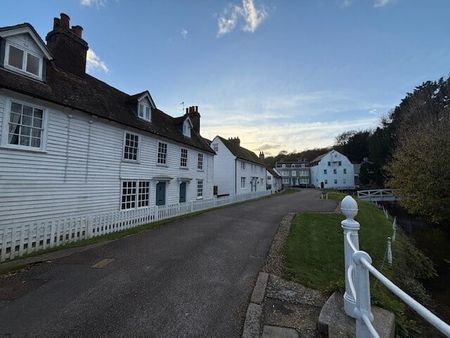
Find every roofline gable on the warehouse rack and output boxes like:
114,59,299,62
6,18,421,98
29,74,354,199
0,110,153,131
135,91,156,109
0,24,53,60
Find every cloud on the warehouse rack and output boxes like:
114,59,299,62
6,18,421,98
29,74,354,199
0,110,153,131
181,29,188,39
80,0,107,7
342,0,395,8
217,0,268,37
373,0,393,7
86,49,109,73
180,91,393,154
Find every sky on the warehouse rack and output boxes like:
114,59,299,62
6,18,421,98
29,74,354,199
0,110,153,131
1,0,449,155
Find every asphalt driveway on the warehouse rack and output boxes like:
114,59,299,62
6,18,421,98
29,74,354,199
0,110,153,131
0,189,337,337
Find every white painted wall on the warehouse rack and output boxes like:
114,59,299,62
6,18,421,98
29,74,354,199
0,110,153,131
211,137,267,196
0,91,214,227
310,150,355,189
266,170,282,193
211,137,235,196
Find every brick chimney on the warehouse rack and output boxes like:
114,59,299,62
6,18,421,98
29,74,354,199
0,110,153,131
228,137,241,146
46,13,89,76
186,106,200,134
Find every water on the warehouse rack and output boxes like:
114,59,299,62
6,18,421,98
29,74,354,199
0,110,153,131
382,202,450,323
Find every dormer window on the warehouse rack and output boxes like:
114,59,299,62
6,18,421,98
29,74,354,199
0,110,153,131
138,103,151,122
5,43,43,79
182,119,191,138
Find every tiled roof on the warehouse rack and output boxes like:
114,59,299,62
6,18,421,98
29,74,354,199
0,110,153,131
0,27,213,154
267,167,281,178
217,136,265,166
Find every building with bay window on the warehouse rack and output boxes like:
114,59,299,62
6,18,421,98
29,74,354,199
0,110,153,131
0,14,215,227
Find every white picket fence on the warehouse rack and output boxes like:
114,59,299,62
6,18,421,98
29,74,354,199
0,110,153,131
0,190,271,262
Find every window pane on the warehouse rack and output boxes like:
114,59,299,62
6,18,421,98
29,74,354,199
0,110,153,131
31,137,41,148
26,53,40,75
33,109,43,119
19,135,30,146
31,128,41,137
8,134,19,145
22,114,32,126
11,103,22,114
8,45,24,69
33,118,42,128
21,126,31,137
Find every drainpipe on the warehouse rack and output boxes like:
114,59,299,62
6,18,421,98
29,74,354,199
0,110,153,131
235,158,237,195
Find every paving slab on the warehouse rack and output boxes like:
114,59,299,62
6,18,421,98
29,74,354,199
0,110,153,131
262,325,299,338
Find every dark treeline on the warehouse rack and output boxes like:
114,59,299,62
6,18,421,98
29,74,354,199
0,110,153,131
266,76,450,194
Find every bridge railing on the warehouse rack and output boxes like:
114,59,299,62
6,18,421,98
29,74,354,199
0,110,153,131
340,196,450,337
357,189,396,202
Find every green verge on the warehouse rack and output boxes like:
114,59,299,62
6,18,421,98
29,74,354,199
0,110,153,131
283,191,436,336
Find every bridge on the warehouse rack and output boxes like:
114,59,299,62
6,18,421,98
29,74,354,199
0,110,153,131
357,189,397,202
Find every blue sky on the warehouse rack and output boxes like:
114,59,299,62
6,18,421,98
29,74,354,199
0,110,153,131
1,0,449,155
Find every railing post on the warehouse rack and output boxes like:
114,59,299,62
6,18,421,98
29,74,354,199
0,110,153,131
353,251,374,338
341,195,360,318
387,237,393,266
392,217,397,242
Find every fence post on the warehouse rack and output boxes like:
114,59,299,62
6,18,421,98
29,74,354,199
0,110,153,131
387,237,393,265
353,251,374,338
392,217,397,242
341,195,360,318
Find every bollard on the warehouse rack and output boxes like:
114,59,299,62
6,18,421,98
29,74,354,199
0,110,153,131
341,195,360,318
392,217,397,242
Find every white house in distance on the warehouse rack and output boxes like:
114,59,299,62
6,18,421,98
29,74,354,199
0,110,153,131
309,150,355,189
0,14,215,227
210,136,267,196
266,167,282,193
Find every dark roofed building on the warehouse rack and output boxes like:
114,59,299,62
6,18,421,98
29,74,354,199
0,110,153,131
210,136,268,196
0,13,215,229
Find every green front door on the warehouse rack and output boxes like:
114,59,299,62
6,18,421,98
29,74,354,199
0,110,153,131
156,182,166,206
179,182,186,203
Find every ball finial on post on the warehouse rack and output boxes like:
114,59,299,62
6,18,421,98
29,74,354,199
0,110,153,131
341,195,358,220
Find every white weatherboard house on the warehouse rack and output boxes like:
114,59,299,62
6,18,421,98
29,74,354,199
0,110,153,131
309,150,355,189
210,136,267,196
266,167,282,193
0,14,215,228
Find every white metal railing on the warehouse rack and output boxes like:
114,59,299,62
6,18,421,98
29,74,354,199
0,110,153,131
340,196,450,337
357,189,397,202
0,190,271,262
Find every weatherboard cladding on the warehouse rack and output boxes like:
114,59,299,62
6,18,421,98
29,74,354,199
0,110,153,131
0,94,214,226
0,25,213,155
218,136,265,166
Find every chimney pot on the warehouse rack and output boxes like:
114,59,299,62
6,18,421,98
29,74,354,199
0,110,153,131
53,17,61,29
60,13,70,29
71,25,83,38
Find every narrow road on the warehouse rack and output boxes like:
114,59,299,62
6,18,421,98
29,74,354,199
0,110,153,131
0,189,337,337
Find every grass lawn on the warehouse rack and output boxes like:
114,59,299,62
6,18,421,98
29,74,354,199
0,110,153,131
283,196,392,290
282,191,438,335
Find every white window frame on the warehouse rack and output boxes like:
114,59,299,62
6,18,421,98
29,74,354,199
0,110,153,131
1,98,48,152
4,42,43,80
157,142,168,165
241,177,246,188
122,131,140,162
343,168,347,174
197,179,203,199
241,161,246,170
138,102,151,122
197,153,204,170
180,148,188,167
120,180,150,210
182,119,191,138
212,143,218,152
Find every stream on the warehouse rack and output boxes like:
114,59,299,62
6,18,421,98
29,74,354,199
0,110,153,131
382,202,450,323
